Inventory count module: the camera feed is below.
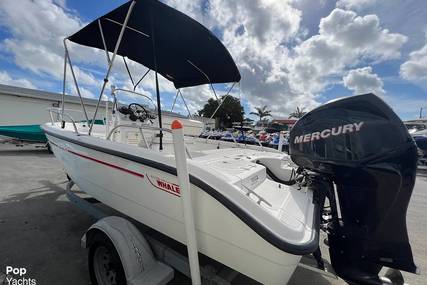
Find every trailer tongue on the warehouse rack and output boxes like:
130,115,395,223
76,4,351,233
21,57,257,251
290,93,419,284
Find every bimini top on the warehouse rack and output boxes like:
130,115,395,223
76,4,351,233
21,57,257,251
68,0,241,89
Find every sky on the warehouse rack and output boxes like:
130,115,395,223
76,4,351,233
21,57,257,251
0,0,426,120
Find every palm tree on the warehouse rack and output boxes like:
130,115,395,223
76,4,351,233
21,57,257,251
289,107,307,119
250,106,272,123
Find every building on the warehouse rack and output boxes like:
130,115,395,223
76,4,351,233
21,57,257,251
271,119,298,130
0,84,212,141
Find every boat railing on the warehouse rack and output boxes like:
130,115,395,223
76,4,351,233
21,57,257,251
106,124,193,159
48,108,80,135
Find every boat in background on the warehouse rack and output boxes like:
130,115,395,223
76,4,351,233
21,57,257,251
0,84,207,143
404,118,427,134
412,129,427,167
0,84,107,143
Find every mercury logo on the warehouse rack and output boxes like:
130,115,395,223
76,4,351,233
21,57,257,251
294,122,364,144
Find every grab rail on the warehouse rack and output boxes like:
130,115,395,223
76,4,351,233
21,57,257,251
106,124,192,159
48,108,80,135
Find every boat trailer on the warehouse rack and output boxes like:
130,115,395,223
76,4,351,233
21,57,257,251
65,180,338,285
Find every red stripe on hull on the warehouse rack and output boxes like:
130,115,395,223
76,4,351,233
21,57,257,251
50,140,144,179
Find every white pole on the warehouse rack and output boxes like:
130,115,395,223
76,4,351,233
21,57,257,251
278,131,284,152
105,99,109,138
171,120,201,285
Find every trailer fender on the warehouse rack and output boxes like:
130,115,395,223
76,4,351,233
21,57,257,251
82,216,173,285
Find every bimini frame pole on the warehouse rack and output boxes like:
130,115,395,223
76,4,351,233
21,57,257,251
171,90,179,112
64,39,90,124
98,19,111,64
89,0,136,135
187,60,219,101
170,90,192,119
178,90,193,119
150,7,164,151
209,82,237,119
134,69,150,91
61,44,67,128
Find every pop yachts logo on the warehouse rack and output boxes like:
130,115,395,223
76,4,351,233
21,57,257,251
4,266,36,285
294,122,364,144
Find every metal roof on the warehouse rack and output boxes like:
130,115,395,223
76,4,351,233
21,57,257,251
0,84,107,107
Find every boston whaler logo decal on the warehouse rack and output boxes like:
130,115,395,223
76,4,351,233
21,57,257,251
147,174,181,196
294,122,364,144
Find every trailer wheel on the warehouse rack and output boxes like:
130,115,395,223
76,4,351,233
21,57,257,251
89,232,126,285
383,268,404,285
46,143,53,153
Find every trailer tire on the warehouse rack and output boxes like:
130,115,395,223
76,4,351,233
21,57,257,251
89,232,126,285
46,143,53,153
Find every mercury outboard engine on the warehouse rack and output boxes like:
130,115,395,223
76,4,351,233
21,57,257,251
289,94,418,284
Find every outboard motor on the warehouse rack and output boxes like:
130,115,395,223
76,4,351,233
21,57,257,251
289,94,418,284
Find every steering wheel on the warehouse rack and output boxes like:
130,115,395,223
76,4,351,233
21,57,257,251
128,103,155,123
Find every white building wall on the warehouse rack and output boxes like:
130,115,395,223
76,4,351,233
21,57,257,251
0,93,106,126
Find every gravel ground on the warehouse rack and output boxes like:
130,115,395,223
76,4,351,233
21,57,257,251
0,144,426,285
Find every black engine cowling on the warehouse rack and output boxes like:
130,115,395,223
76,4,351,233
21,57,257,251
289,94,418,284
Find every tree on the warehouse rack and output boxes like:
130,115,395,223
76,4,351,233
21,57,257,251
250,106,272,122
288,107,307,119
198,96,244,128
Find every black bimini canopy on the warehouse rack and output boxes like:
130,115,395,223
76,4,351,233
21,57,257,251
68,0,241,89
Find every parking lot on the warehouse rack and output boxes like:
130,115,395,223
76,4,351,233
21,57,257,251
0,144,426,284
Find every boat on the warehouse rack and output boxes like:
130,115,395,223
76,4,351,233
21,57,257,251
0,84,109,143
412,129,427,167
42,0,418,284
219,130,236,142
404,119,427,134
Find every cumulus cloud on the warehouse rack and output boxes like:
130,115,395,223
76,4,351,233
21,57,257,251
166,0,316,116
336,0,377,10
289,9,406,97
0,70,36,89
0,0,102,87
343,66,385,96
400,42,427,82
168,2,407,116
0,0,410,118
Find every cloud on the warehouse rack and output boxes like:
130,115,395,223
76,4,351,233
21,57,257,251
0,0,100,87
0,70,36,89
0,0,411,119
400,42,427,82
343,66,385,96
336,0,377,10
166,2,407,116
167,0,320,116
289,9,405,98
68,84,95,99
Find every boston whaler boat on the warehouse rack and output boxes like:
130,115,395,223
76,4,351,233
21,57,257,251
42,0,419,284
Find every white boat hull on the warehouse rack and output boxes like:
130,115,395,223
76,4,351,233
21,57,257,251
44,123,317,284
